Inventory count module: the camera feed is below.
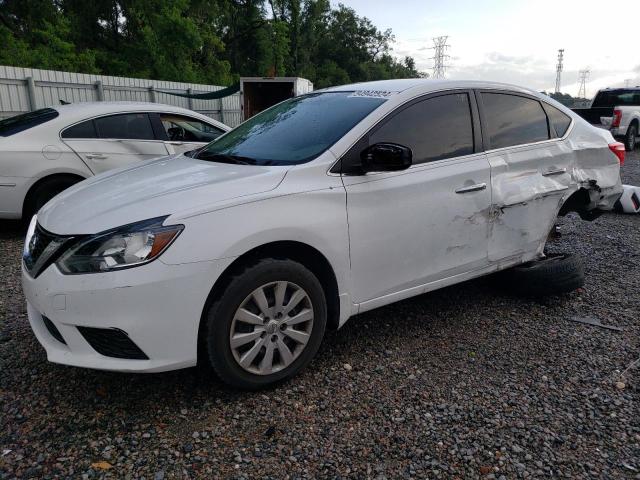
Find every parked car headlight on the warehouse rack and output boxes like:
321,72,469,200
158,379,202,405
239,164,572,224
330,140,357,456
56,217,183,274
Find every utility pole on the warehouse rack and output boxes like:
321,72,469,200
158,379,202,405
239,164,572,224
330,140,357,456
577,69,590,99
430,36,450,79
555,49,564,93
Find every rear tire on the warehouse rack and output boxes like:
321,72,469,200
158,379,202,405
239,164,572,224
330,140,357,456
23,176,81,221
501,253,585,297
625,124,637,152
203,259,327,390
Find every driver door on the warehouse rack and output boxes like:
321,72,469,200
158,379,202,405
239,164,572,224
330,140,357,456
340,91,492,307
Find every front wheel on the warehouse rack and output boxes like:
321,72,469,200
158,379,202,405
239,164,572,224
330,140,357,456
625,124,637,151
203,259,327,389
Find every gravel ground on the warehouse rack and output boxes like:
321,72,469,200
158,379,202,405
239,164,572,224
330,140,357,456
1,152,639,480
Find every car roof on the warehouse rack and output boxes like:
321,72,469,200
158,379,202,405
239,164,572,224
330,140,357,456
47,101,228,129
320,78,537,96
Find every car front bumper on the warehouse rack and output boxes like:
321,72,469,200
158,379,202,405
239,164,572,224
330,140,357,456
22,257,234,372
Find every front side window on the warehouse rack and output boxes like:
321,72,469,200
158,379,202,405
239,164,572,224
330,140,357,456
543,103,572,137
195,92,386,165
0,108,59,137
94,113,155,140
370,93,474,164
481,93,549,149
160,114,224,142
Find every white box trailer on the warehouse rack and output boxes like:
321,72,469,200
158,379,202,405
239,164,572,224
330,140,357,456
240,77,313,121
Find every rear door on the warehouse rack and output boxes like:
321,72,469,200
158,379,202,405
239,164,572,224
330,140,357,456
62,113,169,174
153,113,227,155
341,91,492,305
478,91,573,261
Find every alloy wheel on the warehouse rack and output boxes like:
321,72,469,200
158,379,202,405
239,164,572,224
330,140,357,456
229,281,314,375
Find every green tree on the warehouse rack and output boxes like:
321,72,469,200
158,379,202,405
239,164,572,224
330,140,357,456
0,0,424,86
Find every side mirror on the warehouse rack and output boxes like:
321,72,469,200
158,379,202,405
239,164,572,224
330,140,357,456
360,143,412,173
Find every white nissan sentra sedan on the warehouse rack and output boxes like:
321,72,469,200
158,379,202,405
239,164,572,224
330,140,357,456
0,102,229,220
22,80,623,389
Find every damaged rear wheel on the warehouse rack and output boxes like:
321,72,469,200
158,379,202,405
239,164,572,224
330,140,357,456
501,253,585,297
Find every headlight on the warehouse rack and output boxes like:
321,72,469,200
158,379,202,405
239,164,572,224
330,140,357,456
56,217,183,274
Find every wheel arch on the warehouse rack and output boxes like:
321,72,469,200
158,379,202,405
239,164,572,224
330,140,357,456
22,172,87,218
197,240,341,362
558,187,602,221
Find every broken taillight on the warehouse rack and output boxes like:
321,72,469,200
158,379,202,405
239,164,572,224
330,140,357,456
609,142,625,166
612,109,622,128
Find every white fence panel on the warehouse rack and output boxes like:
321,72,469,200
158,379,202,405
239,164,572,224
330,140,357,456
0,65,243,127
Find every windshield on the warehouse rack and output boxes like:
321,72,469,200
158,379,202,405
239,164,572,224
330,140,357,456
592,89,640,108
195,92,386,165
0,108,59,137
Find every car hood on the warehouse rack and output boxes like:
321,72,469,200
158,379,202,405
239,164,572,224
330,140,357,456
37,155,288,235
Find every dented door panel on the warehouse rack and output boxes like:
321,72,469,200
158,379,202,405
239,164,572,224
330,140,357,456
487,141,573,261
344,154,491,303
488,126,622,262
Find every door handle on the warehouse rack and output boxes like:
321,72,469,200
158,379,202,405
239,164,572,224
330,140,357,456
85,153,107,160
455,183,487,194
542,167,567,176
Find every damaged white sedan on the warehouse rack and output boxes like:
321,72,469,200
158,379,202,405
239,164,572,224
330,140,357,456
22,80,623,389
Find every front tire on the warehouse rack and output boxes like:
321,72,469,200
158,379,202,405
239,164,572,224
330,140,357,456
625,124,637,151
203,259,327,389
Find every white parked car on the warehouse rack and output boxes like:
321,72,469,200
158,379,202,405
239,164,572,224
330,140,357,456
22,80,623,389
0,102,229,220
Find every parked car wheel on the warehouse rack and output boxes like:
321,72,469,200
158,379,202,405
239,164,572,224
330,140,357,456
203,259,327,389
23,176,81,221
501,253,585,297
625,124,637,151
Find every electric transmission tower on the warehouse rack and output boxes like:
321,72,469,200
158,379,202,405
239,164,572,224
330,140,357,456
555,49,564,93
624,79,631,87
577,69,590,99
430,36,450,79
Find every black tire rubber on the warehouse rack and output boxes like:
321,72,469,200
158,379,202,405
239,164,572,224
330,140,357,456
203,259,327,390
625,124,637,152
23,176,80,221
501,253,585,297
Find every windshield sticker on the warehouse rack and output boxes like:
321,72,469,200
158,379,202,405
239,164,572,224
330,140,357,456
348,90,394,98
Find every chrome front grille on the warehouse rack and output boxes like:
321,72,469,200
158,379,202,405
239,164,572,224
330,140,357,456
23,223,72,278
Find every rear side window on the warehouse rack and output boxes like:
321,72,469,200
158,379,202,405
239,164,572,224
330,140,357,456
370,93,474,164
61,120,97,139
481,93,549,149
592,90,640,108
543,103,572,137
94,113,155,140
0,108,59,137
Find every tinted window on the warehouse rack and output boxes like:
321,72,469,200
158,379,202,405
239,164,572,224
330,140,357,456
95,113,155,140
0,108,59,137
481,93,549,149
543,103,572,137
62,120,97,138
370,93,474,164
197,92,385,165
592,89,640,108
160,114,224,142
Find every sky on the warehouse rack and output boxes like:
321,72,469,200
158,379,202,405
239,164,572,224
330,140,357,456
333,0,640,98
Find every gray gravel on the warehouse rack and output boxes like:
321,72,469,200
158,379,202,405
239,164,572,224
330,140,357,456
1,152,639,479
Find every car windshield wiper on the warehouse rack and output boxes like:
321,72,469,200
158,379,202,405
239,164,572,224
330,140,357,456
195,151,257,165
